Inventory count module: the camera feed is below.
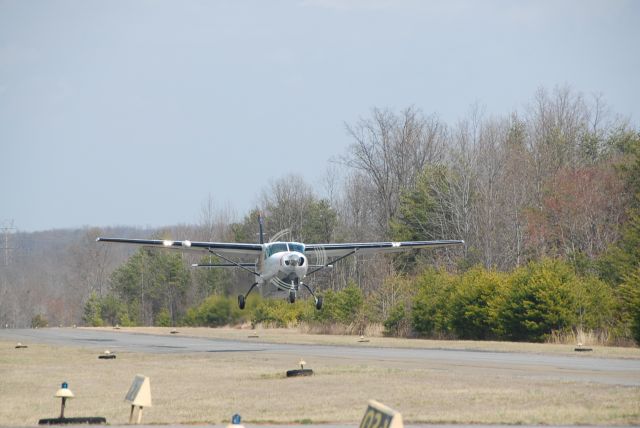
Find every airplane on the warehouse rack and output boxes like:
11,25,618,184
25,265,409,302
96,216,464,310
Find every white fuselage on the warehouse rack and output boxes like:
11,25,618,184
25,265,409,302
257,242,308,291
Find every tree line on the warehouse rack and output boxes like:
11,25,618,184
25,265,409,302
2,85,639,343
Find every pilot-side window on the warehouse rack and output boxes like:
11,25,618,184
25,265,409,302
267,243,288,257
288,243,305,253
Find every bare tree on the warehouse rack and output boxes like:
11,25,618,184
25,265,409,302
259,174,316,241
69,227,111,297
525,85,590,205
341,106,447,237
197,193,236,242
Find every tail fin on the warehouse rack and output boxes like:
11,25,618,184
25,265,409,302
258,213,264,245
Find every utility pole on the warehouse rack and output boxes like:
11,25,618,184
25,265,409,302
0,220,16,267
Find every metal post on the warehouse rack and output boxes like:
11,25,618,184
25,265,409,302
59,397,67,419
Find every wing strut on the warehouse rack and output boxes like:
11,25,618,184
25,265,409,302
306,249,357,276
207,249,260,277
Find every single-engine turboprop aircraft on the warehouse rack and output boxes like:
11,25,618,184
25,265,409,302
97,217,463,310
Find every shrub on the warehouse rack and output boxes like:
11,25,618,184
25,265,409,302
99,294,129,326
31,314,48,328
572,275,616,332
383,303,409,336
82,292,104,327
371,274,413,327
182,295,244,327
411,268,456,337
448,266,506,340
155,308,172,327
310,281,364,325
333,281,365,324
619,268,640,344
251,298,311,327
494,259,577,342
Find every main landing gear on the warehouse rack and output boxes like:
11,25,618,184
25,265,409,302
302,282,323,310
238,282,258,310
237,281,323,310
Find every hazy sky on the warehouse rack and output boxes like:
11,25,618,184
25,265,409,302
2,0,639,232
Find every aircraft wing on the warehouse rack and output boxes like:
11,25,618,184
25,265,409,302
95,237,262,258
305,240,464,257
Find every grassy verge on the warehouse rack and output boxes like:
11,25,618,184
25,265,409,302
1,331,639,426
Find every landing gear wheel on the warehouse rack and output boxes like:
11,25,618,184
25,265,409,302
315,296,323,310
238,294,245,310
289,290,296,303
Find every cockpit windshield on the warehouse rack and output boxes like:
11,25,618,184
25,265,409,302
266,243,288,257
288,242,305,254
265,242,305,257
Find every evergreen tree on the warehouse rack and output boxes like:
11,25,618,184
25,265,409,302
110,247,190,325
495,259,577,342
597,131,640,342
82,292,104,326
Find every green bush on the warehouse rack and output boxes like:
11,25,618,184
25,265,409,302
411,269,456,337
619,268,640,344
182,295,244,327
118,311,136,327
495,259,577,342
251,298,311,327
333,281,364,323
82,292,104,327
31,314,48,328
310,281,364,325
155,308,172,327
448,267,506,340
383,303,408,336
572,275,616,332
99,294,129,326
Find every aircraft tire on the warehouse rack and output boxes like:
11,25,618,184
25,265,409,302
315,296,323,310
289,290,296,303
238,295,245,310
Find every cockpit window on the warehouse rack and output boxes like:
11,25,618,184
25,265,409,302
265,242,305,257
288,243,305,253
266,243,288,257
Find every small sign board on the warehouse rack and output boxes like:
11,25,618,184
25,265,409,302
125,375,152,408
360,400,403,428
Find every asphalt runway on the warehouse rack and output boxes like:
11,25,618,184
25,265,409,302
2,328,639,387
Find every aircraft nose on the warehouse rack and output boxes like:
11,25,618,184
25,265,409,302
283,254,305,267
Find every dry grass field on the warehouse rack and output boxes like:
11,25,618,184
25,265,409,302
1,328,639,426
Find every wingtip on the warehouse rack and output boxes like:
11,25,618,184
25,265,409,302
95,237,102,242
